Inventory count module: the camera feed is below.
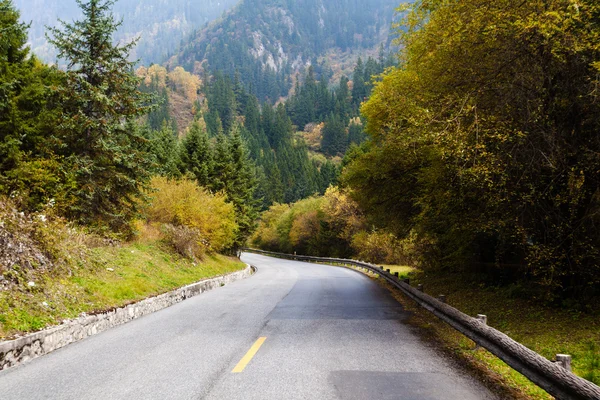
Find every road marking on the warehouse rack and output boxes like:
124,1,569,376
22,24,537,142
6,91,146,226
232,337,267,373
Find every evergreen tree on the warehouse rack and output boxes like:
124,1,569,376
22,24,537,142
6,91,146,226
207,72,236,133
348,122,366,146
210,125,259,248
226,124,259,246
0,0,63,209
179,121,212,185
146,122,180,178
319,160,338,192
47,0,153,233
210,132,235,192
351,57,367,107
334,76,351,119
321,113,347,157
146,86,170,131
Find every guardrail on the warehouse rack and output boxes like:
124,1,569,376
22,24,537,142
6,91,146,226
242,248,600,400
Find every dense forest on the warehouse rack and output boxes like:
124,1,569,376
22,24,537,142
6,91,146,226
13,0,239,64
170,0,399,102
140,58,390,205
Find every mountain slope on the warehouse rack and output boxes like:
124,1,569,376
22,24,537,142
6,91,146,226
170,0,400,102
14,0,239,64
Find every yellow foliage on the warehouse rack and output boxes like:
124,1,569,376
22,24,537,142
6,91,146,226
137,65,168,89
168,67,201,103
322,186,366,242
289,210,320,246
144,177,237,254
250,203,290,250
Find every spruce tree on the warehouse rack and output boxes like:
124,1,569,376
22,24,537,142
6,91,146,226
320,160,338,193
47,0,153,233
145,122,180,179
227,125,259,247
210,125,259,248
0,0,62,209
352,57,366,107
348,122,366,146
321,113,347,157
179,121,213,186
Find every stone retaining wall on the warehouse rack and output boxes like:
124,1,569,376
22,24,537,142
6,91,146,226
0,265,254,371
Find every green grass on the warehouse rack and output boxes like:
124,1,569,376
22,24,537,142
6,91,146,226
0,242,245,339
385,271,600,399
381,264,414,279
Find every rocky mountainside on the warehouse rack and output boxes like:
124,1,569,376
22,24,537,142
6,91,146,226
14,0,239,64
169,0,401,102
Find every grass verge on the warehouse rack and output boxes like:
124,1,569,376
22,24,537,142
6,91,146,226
0,242,245,340
352,266,599,399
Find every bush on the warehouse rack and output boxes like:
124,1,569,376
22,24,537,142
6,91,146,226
144,177,237,256
250,203,291,251
160,224,205,260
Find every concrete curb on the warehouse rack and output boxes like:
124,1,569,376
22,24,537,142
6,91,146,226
0,264,255,371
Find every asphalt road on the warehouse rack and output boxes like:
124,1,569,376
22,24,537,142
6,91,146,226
0,253,500,400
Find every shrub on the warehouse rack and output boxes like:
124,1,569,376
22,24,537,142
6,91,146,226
160,224,205,260
144,177,237,255
250,203,291,251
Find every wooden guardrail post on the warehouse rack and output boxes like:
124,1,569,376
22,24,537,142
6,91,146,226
555,354,572,372
403,278,410,285
473,314,487,350
417,284,424,292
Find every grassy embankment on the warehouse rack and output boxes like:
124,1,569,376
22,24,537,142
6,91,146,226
364,265,600,399
0,241,244,340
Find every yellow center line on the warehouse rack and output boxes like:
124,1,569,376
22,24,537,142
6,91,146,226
231,337,267,373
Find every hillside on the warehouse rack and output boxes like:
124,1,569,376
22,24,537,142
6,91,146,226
170,0,401,102
14,0,239,64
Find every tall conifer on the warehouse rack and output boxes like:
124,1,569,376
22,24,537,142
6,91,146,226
47,0,153,233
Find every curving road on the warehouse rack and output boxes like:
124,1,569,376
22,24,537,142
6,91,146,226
0,253,499,399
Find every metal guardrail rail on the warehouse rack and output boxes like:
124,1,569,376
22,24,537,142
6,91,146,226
242,248,600,400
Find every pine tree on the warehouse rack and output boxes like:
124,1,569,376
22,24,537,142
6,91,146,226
179,121,213,186
0,0,63,209
210,124,259,248
146,122,181,178
47,0,153,233
321,113,347,157
352,57,366,107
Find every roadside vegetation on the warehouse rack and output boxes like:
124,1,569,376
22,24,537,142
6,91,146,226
0,192,245,340
250,186,412,266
